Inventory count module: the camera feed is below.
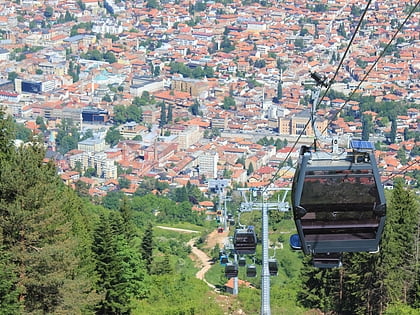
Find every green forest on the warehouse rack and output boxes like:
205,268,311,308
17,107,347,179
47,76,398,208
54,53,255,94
1,110,419,315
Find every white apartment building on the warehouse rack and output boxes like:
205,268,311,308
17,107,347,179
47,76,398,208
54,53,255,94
69,151,117,179
197,151,218,179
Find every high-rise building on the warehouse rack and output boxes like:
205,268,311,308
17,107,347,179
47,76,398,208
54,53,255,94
198,151,218,179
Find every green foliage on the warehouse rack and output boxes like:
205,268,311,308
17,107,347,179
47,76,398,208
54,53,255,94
362,114,373,140
113,104,143,124
190,99,201,116
247,162,254,175
351,4,363,16
396,147,407,164
141,224,154,274
192,65,205,79
84,167,96,177
204,64,215,78
81,49,103,61
44,6,53,18
105,127,122,147
133,274,223,314
222,96,236,110
254,59,266,68
220,36,235,52
70,22,93,37
390,119,397,143
14,123,32,142
118,176,130,189
77,0,86,10
297,259,341,313
55,118,80,154
380,183,419,308
385,303,419,315
103,51,117,63
132,91,154,107
92,213,147,314
68,60,80,82
159,102,166,128
0,248,21,314
0,114,100,313
102,191,124,211
146,0,159,8
169,61,192,77
7,71,18,83
294,38,304,49
56,10,76,23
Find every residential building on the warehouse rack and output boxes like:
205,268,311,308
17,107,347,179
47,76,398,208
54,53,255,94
198,151,218,179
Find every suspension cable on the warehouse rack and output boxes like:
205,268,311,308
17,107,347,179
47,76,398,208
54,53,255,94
382,159,420,184
263,0,374,190
321,0,420,134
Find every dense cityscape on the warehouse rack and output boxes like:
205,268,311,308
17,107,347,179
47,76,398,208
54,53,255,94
0,0,418,195
0,0,419,313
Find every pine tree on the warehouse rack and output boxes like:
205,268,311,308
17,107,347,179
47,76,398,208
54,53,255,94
152,255,173,275
167,105,173,123
277,81,283,100
0,247,21,314
93,214,147,314
297,257,341,313
390,119,397,143
159,102,167,128
247,162,254,176
341,252,383,314
0,111,99,313
119,196,136,240
141,224,154,274
379,181,419,310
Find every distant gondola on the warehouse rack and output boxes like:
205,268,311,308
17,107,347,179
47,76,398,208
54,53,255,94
225,262,239,278
246,264,257,277
220,253,228,266
268,259,278,276
233,226,257,255
291,140,386,265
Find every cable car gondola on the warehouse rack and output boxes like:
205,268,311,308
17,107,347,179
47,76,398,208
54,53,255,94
268,259,278,276
246,264,257,277
291,141,386,261
238,256,246,267
225,262,238,278
233,226,257,255
220,253,228,266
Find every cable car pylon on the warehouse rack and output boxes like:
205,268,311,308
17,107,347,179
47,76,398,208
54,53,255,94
237,187,291,315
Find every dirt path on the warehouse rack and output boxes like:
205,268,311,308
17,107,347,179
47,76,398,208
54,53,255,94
156,226,229,288
157,226,244,314
155,226,200,233
188,228,229,289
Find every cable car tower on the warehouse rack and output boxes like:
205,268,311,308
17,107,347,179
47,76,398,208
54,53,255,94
238,187,291,315
291,72,387,268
